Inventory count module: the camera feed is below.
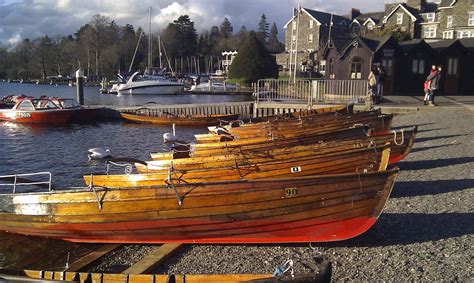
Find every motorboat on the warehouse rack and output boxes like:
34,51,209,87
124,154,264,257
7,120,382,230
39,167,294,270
117,72,185,95
49,97,97,123
0,97,74,124
189,75,238,92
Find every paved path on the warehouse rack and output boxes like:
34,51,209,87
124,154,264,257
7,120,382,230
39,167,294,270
377,95,474,112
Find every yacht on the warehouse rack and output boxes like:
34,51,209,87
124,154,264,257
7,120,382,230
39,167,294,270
117,71,185,95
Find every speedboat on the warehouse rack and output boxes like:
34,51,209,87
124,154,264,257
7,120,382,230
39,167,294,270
117,72,185,95
50,97,97,123
189,75,237,92
0,97,74,124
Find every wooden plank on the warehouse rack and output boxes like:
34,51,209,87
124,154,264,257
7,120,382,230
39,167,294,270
124,243,183,274
65,244,121,272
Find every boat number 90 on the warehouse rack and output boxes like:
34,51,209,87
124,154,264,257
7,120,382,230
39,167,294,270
285,187,298,198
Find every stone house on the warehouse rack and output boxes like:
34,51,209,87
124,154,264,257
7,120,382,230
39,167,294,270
275,8,350,75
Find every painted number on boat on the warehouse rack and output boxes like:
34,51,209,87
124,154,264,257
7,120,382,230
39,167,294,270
285,187,298,198
17,112,32,118
291,166,301,173
353,142,363,148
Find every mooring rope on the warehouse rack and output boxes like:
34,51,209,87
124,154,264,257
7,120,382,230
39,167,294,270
391,129,405,146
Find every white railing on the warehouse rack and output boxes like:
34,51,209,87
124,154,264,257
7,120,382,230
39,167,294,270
255,80,312,102
0,172,52,193
255,79,370,105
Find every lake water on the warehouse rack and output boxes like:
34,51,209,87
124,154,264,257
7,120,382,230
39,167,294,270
0,82,253,269
0,82,253,188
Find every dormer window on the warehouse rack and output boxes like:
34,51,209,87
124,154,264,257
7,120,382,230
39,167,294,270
396,13,404,25
367,22,374,30
426,13,435,23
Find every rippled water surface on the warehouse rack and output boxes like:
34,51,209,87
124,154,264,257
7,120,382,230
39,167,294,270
0,82,251,268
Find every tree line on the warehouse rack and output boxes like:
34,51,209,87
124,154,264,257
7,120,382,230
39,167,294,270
0,14,284,80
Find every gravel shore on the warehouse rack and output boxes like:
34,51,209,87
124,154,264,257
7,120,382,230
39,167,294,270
88,109,473,281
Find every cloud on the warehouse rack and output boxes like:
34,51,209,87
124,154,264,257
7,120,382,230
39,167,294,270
0,0,387,45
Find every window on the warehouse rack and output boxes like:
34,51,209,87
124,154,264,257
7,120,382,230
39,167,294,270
292,21,297,30
412,59,425,74
17,100,34,110
448,58,458,75
469,12,474,26
424,26,437,38
447,15,453,28
396,13,404,25
443,30,454,39
319,60,326,73
352,23,360,32
292,35,296,44
367,22,374,30
457,30,472,38
382,59,393,76
308,34,313,43
309,20,314,28
426,13,435,23
350,57,362,79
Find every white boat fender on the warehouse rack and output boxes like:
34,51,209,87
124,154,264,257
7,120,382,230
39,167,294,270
88,148,111,161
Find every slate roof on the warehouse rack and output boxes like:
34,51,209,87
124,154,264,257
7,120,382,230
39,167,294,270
355,12,385,25
304,8,351,26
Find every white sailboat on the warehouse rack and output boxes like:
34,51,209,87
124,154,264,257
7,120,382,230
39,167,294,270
117,8,184,95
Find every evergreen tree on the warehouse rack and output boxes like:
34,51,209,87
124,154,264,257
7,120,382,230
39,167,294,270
257,14,270,44
219,17,233,39
267,22,283,53
228,31,278,83
161,15,198,58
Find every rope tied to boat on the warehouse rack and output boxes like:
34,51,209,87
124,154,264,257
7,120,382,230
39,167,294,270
367,140,378,153
106,161,133,175
273,259,294,278
392,129,405,146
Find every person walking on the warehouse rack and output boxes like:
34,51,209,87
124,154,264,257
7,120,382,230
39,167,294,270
423,65,436,105
368,65,378,104
426,65,442,106
376,65,386,104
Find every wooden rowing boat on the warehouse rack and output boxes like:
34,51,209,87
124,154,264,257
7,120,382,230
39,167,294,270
121,112,240,126
84,145,391,187
145,126,416,170
0,169,398,243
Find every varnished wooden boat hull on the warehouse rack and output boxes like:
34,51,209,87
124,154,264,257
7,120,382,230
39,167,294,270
0,170,398,244
121,113,240,126
142,127,415,176
86,145,391,187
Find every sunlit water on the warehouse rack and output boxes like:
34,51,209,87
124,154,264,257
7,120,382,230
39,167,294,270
0,82,252,268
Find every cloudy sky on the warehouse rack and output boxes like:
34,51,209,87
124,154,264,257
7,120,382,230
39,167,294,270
0,0,391,45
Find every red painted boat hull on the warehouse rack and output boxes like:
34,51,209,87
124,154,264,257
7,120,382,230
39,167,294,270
0,170,398,244
0,110,74,124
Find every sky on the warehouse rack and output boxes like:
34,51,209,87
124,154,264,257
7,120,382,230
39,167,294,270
0,0,391,46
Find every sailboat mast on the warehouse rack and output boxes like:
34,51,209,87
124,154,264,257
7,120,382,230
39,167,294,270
148,7,152,68
159,36,162,69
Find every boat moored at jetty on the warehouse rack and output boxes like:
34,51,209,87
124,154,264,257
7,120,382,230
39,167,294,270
0,97,74,124
117,72,185,95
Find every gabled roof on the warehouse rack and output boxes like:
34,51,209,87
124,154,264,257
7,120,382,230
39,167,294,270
428,39,467,54
337,35,396,59
283,7,350,28
399,39,437,57
382,4,418,24
438,0,456,8
356,12,385,25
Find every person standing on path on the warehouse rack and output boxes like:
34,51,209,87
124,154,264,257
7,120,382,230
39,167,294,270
368,65,379,104
376,65,386,104
426,65,442,106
